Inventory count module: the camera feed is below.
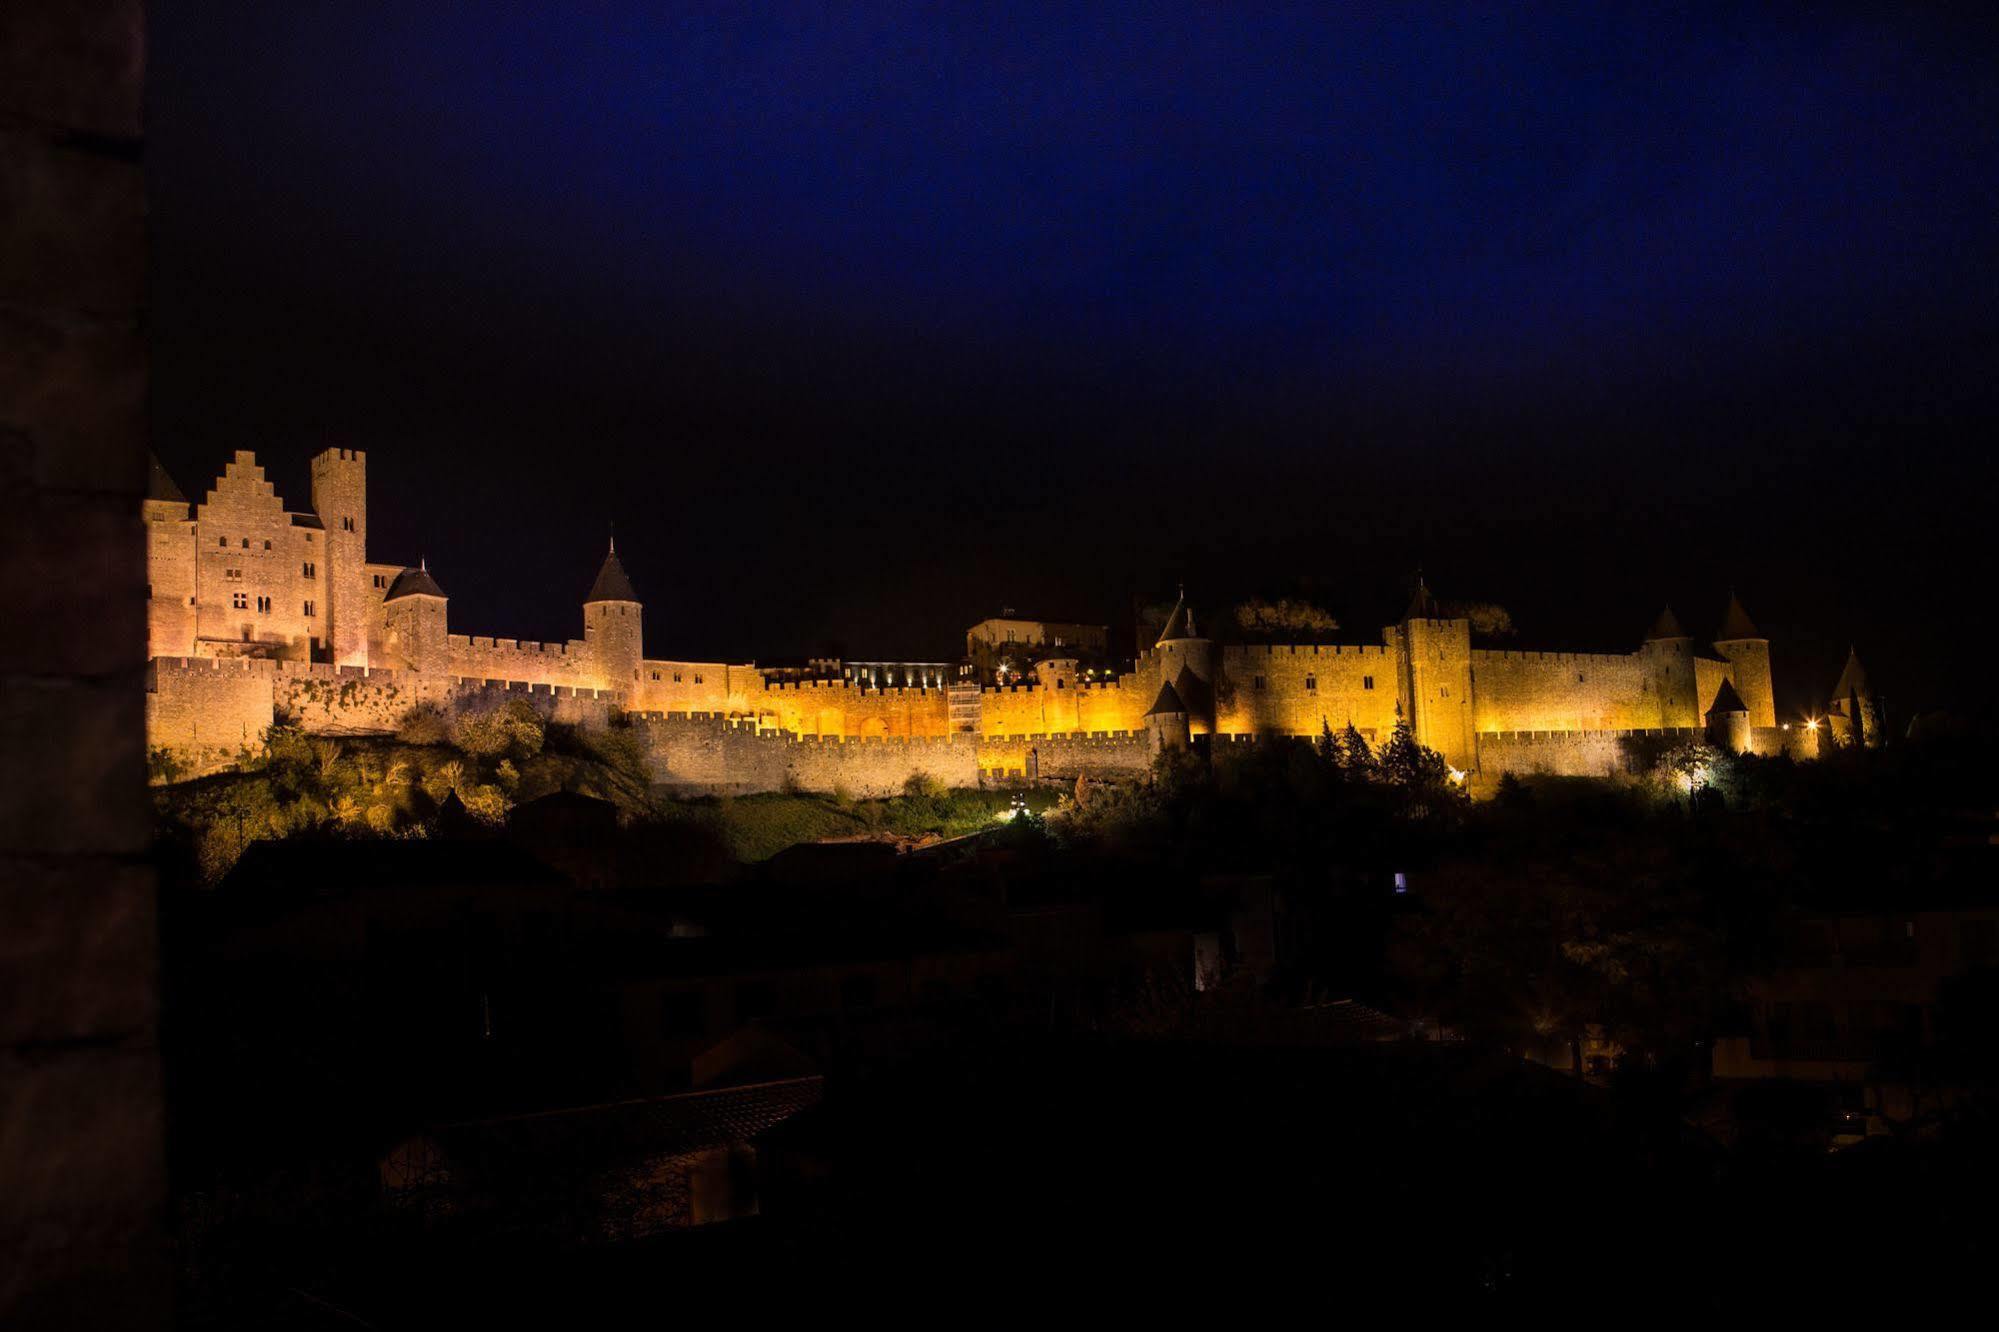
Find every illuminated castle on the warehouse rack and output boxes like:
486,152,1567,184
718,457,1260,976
144,450,1864,790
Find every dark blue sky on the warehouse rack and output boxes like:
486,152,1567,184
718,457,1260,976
151,4,1999,713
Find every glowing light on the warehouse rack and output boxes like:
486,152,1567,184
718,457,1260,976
1804,718,1820,733
1446,766,1467,785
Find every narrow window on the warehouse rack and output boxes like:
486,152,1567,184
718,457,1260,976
231,592,248,610
263,539,271,550
1253,675,1266,691
217,536,227,547
1363,675,1374,690
241,538,249,549
1305,674,1317,692
303,561,315,578
694,674,703,685
303,600,315,618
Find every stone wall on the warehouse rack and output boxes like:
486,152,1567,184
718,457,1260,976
634,713,979,796
1217,643,1399,738
447,632,591,688
1473,727,1700,781
1469,648,1654,733
0,0,164,1321
145,656,627,778
976,730,1155,780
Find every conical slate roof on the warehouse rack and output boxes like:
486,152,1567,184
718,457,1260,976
146,452,186,503
1706,678,1748,717
1143,680,1188,717
1833,647,1868,699
1716,592,1761,641
383,562,446,601
586,541,639,603
1646,605,1688,640
1404,574,1441,622
1155,586,1199,645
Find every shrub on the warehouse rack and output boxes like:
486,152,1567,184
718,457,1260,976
396,704,450,746
451,699,545,760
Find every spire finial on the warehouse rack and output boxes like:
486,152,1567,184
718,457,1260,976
419,555,427,572
608,521,615,556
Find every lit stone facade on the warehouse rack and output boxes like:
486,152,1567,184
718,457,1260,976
145,451,1858,790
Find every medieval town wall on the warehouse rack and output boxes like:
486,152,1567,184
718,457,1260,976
633,712,979,796
1215,643,1400,739
975,729,1155,781
750,677,953,739
1469,648,1656,733
145,657,276,776
1473,726,1700,782
446,633,593,688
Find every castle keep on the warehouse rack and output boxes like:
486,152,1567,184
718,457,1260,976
145,450,1856,792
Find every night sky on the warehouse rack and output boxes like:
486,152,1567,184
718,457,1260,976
149,4,1998,717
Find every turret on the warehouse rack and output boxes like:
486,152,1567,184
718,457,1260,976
1143,679,1191,754
583,539,643,694
143,452,196,657
1704,678,1752,755
1149,586,1216,734
1828,647,1880,748
1711,592,1775,728
1640,605,1699,728
310,448,369,666
380,561,448,672
1390,574,1474,773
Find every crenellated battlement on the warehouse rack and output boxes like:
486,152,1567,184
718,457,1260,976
1227,643,1391,658
1478,726,1700,743
1471,648,1638,665
449,634,575,656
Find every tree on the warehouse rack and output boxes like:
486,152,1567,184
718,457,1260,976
1233,597,1340,641
1443,601,1516,640
1377,720,1448,789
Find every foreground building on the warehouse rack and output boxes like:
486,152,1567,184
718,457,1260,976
145,450,1859,791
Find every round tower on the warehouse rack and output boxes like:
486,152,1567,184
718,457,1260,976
381,561,448,673
1640,605,1700,728
1149,586,1216,734
1704,677,1752,755
1711,592,1775,729
583,539,643,695
1143,678,1191,754
1828,647,1880,747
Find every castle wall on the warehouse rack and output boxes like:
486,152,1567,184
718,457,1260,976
145,658,277,776
1473,727,1700,783
446,633,592,688
1469,649,1653,733
750,677,952,739
976,730,1154,780
1214,644,1399,740
636,660,754,716
634,713,978,797
146,656,625,779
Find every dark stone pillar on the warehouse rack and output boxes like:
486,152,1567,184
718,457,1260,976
0,1,163,1325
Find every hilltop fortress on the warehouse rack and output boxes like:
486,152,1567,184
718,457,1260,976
145,450,1868,793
